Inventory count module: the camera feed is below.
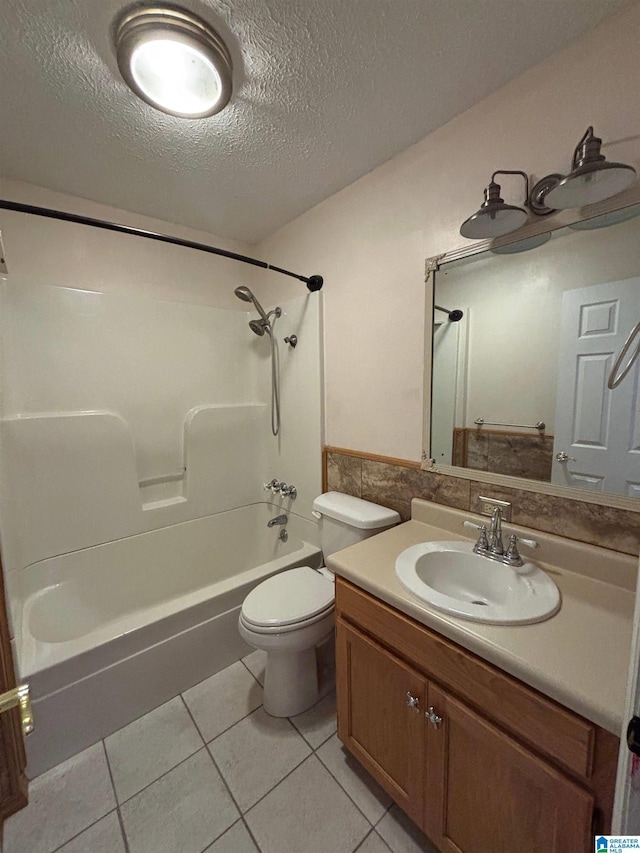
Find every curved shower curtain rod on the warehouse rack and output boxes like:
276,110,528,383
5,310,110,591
0,200,324,292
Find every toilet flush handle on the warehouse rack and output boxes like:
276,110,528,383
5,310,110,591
312,510,322,519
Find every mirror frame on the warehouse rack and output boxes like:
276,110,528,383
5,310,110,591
422,183,640,512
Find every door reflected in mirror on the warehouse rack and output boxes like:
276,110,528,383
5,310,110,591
429,203,640,499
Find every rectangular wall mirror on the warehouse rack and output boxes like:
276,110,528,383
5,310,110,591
424,193,640,504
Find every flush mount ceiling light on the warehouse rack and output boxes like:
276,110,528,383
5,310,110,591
115,5,232,118
460,127,637,240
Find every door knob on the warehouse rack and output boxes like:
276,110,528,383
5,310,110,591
555,451,576,463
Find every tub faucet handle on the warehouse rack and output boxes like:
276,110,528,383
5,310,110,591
280,484,297,499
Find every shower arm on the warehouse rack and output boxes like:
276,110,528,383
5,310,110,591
0,200,324,292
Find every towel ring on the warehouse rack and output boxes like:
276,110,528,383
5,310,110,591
608,320,640,389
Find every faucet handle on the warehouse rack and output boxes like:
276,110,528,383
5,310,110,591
517,535,539,550
280,484,297,499
475,525,489,552
504,534,522,565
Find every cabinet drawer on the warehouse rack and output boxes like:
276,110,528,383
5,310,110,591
336,578,595,778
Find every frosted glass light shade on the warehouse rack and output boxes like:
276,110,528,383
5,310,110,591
130,39,222,116
116,7,232,119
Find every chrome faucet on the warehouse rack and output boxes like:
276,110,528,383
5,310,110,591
267,514,288,528
471,508,524,568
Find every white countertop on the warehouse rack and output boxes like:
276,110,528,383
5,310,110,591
327,499,637,734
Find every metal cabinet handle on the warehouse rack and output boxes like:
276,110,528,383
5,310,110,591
426,706,443,728
555,451,577,463
406,691,420,713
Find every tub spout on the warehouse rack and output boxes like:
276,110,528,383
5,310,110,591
267,514,288,527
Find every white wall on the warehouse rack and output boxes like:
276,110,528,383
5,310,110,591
0,178,256,308
254,4,640,461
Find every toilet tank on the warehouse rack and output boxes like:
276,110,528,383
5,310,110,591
312,492,400,558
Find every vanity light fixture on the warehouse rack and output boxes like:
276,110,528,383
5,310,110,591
538,127,637,211
460,127,637,240
459,170,529,239
115,5,233,118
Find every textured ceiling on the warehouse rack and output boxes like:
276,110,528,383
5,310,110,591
0,0,635,243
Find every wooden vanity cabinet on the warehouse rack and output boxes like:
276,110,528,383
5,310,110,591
335,577,619,853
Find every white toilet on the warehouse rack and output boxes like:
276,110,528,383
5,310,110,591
239,491,400,717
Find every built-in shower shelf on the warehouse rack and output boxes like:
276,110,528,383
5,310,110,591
142,496,188,511
138,468,186,507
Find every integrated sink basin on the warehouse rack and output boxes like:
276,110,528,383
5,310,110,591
395,541,561,625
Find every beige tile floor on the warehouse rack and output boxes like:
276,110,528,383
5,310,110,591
3,650,438,853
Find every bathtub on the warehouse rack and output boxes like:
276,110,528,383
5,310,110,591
14,503,321,777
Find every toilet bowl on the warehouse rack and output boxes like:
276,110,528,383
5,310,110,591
238,566,334,717
239,492,400,717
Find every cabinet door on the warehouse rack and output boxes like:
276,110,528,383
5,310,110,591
425,684,594,853
336,618,426,827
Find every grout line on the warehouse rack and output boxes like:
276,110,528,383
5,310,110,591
101,741,131,853
303,720,337,752
48,808,121,853
116,745,208,807
179,693,208,747
354,827,393,853
239,654,265,688
374,803,393,826
240,815,263,852
182,692,266,748
197,817,244,853
314,748,384,829
205,748,244,815
239,751,316,817
115,806,132,853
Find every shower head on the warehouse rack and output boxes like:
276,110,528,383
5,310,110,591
249,319,271,337
234,286,269,322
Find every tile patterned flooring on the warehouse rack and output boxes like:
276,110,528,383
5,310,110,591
3,651,438,853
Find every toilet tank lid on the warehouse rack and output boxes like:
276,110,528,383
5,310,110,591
312,492,400,529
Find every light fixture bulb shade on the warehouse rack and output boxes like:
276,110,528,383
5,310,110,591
460,204,528,239
116,6,233,118
544,162,637,209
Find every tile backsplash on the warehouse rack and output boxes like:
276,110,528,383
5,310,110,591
324,447,640,557
455,429,554,482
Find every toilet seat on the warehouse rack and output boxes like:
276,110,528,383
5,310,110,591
240,566,335,633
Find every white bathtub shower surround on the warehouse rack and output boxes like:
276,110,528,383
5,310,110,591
0,274,323,776
1,403,268,572
0,279,321,571
18,503,321,778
